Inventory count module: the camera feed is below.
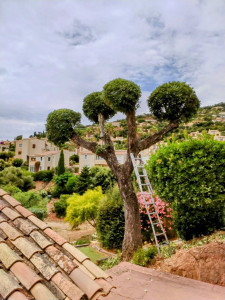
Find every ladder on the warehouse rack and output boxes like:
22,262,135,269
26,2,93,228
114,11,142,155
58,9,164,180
131,153,171,255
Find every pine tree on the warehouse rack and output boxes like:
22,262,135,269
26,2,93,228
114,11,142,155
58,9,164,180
74,166,92,195
57,150,65,175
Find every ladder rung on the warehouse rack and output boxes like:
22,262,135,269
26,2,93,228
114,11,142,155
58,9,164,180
141,183,149,186
158,242,169,246
155,233,165,236
139,175,148,177
152,222,160,225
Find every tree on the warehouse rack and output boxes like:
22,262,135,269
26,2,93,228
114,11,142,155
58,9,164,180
57,150,65,175
74,166,92,195
14,135,22,140
46,79,200,260
12,158,23,167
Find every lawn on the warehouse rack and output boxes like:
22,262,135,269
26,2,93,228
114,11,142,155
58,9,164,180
79,246,107,263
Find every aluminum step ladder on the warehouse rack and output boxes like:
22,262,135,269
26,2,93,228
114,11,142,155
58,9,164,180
131,153,172,255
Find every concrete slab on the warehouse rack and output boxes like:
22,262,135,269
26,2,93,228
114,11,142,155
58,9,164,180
102,262,225,300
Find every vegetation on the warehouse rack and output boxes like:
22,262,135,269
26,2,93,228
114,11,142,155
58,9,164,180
46,78,200,260
54,194,70,218
131,246,157,266
65,187,104,228
33,170,54,182
0,167,34,191
99,253,122,270
57,149,65,175
12,158,23,167
74,166,92,195
90,166,115,193
146,138,225,240
69,154,79,164
78,246,106,264
0,151,14,161
96,186,125,249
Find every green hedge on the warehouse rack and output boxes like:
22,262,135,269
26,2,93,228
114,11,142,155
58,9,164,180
146,138,225,240
96,186,125,249
33,170,54,182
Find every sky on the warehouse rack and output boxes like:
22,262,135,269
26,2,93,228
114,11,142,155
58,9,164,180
0,0,224,140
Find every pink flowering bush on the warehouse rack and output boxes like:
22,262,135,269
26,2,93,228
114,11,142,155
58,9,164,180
137,192,173,241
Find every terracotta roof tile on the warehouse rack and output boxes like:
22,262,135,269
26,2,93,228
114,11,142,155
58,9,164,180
28,215,50,230
8,291,29,300
83,259,110,279
3,194,21,207
30,282,58,300
30,230,53,249
0,188,7,197
95,278,114,295
2,207,21,220
13,218,37,235
45,245,77,274
0,189,112,299
0,242,22,269
63,242,89,263
11,261,42,290
0,269,22,299
30,253,59,280
12,237,42,259
70,267,102,299
0,221,23,240
44,228,67,246
52,272,85,300
15,205,33,218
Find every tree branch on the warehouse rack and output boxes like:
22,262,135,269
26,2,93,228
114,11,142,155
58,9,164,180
138,120,179,151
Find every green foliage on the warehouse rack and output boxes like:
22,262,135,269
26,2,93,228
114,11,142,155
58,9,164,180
90,166,116,193
148,81,200,122
0,159,6,171
65,175,78,193
103,78,141,113
0,151,14,161
74,166,92,195
65,187,104,228
0,184,22,195
0,167,34,191
54,194,69,218
131,246,157,266
12,158,23,167
99,253,122,270
69,154,79,163
33,170,54,182
52,173,73,197
146,138,225,240
83,92,115,123
14,135,22,140
46,109,81,146
28,207,46,220
96,186,125,249
57,150,65,175
78,246,106,264
75,236,91,245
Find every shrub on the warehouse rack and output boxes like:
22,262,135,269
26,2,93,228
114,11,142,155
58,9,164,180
131,246,157,266
29,207,46,220
54,194,70,218
0,159,6,171
90,166,116,193
33,170,54,182
0,167,34,191
12,158,23,167
146,138,225,240
57,150,65,175
96,186,125,249
66,175,79,194
0,184,22,195
65,187,104,228
74,166,92,195
52,172,73,197
70,154,79,164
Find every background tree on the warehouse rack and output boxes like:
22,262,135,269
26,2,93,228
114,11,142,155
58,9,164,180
46,79,200,260
74,166,92,195
57,150,65,175
12,158,23,167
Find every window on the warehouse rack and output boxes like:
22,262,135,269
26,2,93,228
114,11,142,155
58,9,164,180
18,151,22,155
48,157,51,161
39,167,42,170
47,166,50,170
96,155,104,160
31,157,36,161
19,144,22,147
32,144,36,148
84,155,88,159
30,166,34,172
40,157,42,161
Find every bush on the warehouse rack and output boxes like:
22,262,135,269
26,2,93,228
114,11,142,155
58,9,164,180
0,159,6,171
52,173,73,197
74,166,92,195
54,194,70,218
33,170,54,182
0,167,34,191
0,184,22,195
66,175,79,194
70,154,79,164
65,187,104,228
12,158,23,167
131,246,157,266
90,166,116,193
146,138,225,240
96,185,125,249
29,207,46,220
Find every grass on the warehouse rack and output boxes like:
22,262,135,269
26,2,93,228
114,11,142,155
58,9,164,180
79,246,107,264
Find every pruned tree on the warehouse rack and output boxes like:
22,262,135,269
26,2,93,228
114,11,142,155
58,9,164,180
46,79,200,260
57,150,65,175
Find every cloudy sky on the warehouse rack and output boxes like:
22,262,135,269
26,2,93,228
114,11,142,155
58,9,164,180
0,0,224,140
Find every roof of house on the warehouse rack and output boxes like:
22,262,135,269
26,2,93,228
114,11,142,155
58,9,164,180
30,151,61,157
0,189,114,300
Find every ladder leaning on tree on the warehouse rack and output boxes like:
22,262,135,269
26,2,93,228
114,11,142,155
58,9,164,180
131,153,172,255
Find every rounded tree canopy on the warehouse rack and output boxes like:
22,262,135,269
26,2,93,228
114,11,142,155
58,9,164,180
83,92,115,123
148,81,200,122
102,78,141,113
46,109,81,146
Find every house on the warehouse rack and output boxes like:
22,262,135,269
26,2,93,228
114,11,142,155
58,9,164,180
208,129,221,136
15,138,59,162
0,188,113,299
0,140,15,152
29,150,76,173
79,147,150,172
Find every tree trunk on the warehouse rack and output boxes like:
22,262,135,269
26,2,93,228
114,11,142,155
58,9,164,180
117,172,142,261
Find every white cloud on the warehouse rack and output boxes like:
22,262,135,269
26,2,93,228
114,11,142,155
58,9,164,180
0,0,224,140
